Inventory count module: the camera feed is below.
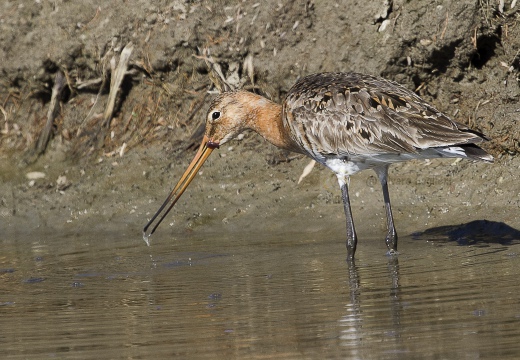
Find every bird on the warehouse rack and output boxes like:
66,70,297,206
143,72,493,260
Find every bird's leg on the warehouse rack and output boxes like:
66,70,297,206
338,175,358,260
374,166,398,253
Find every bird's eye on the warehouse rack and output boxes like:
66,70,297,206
211,111,221,120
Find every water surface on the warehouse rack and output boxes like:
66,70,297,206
1,227,520,359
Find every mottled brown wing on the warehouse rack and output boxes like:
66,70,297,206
283,72,486,161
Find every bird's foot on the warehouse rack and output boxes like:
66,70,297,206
385,232,398,253
386,248,399,257
346,236,357,261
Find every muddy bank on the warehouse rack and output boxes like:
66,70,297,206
1,0,519,243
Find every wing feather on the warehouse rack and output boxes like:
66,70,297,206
283,72,488,162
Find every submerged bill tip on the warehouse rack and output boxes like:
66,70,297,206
143,231,151,247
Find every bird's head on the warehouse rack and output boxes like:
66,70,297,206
143,90,260,238
203,90,262,147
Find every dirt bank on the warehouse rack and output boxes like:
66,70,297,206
1,0,519,244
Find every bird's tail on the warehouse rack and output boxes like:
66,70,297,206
435,143,494,163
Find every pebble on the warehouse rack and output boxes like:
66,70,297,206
26,172,46,180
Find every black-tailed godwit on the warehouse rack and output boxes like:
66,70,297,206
144,72,493,259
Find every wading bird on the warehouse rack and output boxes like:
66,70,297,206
143,72,493,259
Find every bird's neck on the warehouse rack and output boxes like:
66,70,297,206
244,93,298,152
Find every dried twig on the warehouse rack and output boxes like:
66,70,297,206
499,0,505,13
78,55,110,137
76,77,104,89
0,105,8,135
243,53,255,89
194,49,233,92
298,160,316,184
35,71,66,155
103,42,134,128
440,12,449,40
471,26,478,50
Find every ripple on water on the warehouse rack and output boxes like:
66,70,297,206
1,230,520,359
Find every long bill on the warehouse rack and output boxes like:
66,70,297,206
143,135,219,239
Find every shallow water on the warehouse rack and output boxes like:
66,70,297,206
2,226,520,359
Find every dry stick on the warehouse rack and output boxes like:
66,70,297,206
298,160,316,184
76,64,107,139
0,105,8,135
243,53,255,89
35,71,66,155
440,12,449,40
195,52,233,92
102,42,134,128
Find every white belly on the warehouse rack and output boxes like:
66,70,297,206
325,158,367,176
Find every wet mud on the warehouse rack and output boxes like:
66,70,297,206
1,0,519,243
